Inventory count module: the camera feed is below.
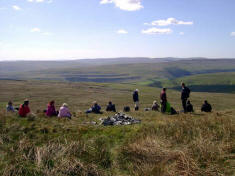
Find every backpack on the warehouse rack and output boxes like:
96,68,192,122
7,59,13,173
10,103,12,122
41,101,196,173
171,107,178,115
123,106,130,112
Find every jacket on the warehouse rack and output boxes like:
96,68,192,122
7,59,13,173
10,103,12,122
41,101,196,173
181,87,190,100
133,91,139,102
18,104,30,117
160,91,167,102
58,106,71,118
46,105,57,117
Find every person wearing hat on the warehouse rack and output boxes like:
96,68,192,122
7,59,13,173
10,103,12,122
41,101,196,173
18,99,30,117
133,89,139,111
58,103,72,119
152,100,159,111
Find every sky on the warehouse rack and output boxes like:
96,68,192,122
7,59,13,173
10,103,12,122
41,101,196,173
0,0,235,60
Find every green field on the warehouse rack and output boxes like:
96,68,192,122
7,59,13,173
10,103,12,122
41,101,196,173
2,59,235,93
0,80,235,175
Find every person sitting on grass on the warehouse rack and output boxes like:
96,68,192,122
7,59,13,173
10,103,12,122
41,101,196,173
106,101,116,112
201,100,212,112
186,100,194,113
46,100,58,117
152,100,159,111
18,99,30,117
58,103,72,119
6,101,15,112
86,101,102,114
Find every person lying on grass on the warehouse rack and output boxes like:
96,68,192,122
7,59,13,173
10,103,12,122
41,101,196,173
58,103,72,119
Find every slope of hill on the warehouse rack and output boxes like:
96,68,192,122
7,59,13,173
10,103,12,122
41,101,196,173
1,58,235,93
155,72,235,93
0,80,234,176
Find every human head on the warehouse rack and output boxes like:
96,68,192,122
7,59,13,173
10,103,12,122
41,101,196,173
62,103,68,107
204,100,208,104
49,100,55,106
135,89,139,92
187,100,191,104
24,99,29,106
108,101,112,105
163,88,166,92
93,101,97,105
8,101,13,106
181,82,185,87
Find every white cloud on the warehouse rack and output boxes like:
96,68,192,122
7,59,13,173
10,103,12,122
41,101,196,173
117,29,128,34
100,0,143,11
142,28,173,35
145,18,193,26
31,28,41,32
179,32,184,35
27,0,53,3
100,0,112,4
12,5,22,11
42,32,53,36
231,32,235,37
30,28,53,36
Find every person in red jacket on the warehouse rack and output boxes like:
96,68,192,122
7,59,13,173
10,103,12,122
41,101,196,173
18,99,30,117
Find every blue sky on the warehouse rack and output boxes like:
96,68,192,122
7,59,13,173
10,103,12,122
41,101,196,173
0,0,235,60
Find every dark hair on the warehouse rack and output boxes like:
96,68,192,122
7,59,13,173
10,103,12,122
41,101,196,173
24,100,29,106
108,101,112,105
163,88,166,91
49,100,55,106
8,101,13,105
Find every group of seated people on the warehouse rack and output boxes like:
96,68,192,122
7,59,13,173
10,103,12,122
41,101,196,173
5,99,212,118
147,99,212,114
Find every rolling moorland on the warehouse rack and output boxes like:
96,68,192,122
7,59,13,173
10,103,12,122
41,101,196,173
1,58,235,93
0,58,235,175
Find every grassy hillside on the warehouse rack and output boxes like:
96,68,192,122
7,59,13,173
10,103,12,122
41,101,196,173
153,72,235,93
1,80,235,111
0,80,235,176
2,59,235,93
1,59,235,83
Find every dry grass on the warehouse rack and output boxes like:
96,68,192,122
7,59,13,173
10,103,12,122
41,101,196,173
119,113,235,176
0,80,235,175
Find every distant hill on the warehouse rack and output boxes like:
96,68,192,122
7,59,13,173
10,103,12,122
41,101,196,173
1,58,235,93
0,57,173,74
0,57,225,74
